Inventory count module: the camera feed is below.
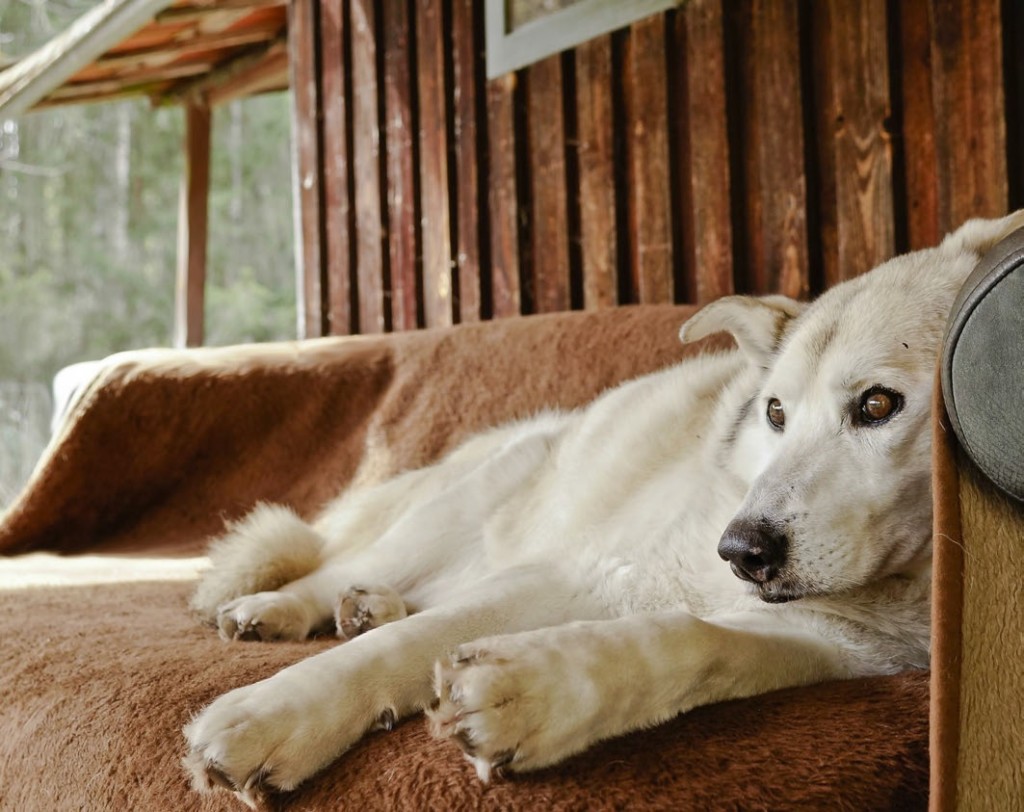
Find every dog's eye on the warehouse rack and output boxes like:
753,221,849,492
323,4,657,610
859,387,902,424
766,398,785,430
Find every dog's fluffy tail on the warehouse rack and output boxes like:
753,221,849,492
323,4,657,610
190,503,325,624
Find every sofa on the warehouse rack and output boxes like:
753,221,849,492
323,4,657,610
0,229,1020,809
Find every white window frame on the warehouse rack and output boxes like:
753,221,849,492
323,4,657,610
485,0,684,79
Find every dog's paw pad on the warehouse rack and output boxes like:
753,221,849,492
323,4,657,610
427,650,525,780
216,592,312,642
182,746,269,810
335,584,407,640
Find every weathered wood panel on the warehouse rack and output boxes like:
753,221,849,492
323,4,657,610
299,0,1018,336
350,0,386,333
929,0,1007,227
575,35,617,310
1005,0,1024,211
899,0,1008,248
174,100,211,349
486,72,521,318
526,54,571,312
623,14,674,304
896,0,941,250
381,0,418,332
675,0,733,304
736,0,809,298
318,0,353,335
416,0,454,327
289,0,326,338
813,0,894,287
451,0,483,323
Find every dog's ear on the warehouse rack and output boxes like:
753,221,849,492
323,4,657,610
679,295,806,365
941,209,1024,257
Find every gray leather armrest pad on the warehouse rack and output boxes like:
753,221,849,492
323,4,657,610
941,227,1024,502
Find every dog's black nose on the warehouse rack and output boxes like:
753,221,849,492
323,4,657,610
718,520,787,584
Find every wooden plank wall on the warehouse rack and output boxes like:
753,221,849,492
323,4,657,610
290,0,1019,338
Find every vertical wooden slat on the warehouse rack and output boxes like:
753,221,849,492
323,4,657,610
739,0,809,298
676,0,733,304
526,54,571,313
351,0,386,333
486,73,521,318
575,36,617,310
451,0,482,322
382,0,418,331
174,100,210,349
1002,0,1023,210
930,0,1006,227
814,0,894,287
898,0,941,250
319,0,353,334
901,0,1006,246
624,15,674,304
416,0,454,327
289,0,327,338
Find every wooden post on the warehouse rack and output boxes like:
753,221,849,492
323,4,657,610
174,99,211,348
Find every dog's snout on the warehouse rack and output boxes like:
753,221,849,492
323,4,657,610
718,520,788,585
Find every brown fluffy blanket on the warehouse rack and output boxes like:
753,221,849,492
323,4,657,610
0,305,928,810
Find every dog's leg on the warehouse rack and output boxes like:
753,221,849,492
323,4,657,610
184,564,607,807
212,421,563,644
430,610,855,779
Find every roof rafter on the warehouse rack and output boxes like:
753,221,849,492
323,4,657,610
0,0,175,118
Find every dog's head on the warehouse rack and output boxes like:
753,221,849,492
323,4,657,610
682,210,1024,603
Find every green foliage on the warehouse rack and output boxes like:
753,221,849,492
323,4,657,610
0,93,296,387
0,1,296,504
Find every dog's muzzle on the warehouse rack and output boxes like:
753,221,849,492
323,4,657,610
718,519,788,588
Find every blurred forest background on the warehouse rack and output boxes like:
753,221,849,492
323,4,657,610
0,0,296,504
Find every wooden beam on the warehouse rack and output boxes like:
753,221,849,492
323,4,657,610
164,34,287,104
45,62,210,102
0,0,175,117
155,0,286,25
174,100,211,348
205,48,288,106
95,25,283,71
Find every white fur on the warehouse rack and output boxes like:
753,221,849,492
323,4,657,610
183,212,1024,808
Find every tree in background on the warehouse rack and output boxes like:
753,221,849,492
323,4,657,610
1,0,297,503
1,92,296,384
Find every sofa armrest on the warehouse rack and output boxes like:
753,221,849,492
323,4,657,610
931,227,1024,811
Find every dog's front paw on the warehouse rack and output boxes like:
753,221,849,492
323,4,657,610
216,592,314,641
428,636,585,781
183,679,334,808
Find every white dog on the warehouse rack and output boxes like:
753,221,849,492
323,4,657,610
184,212,1024,807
